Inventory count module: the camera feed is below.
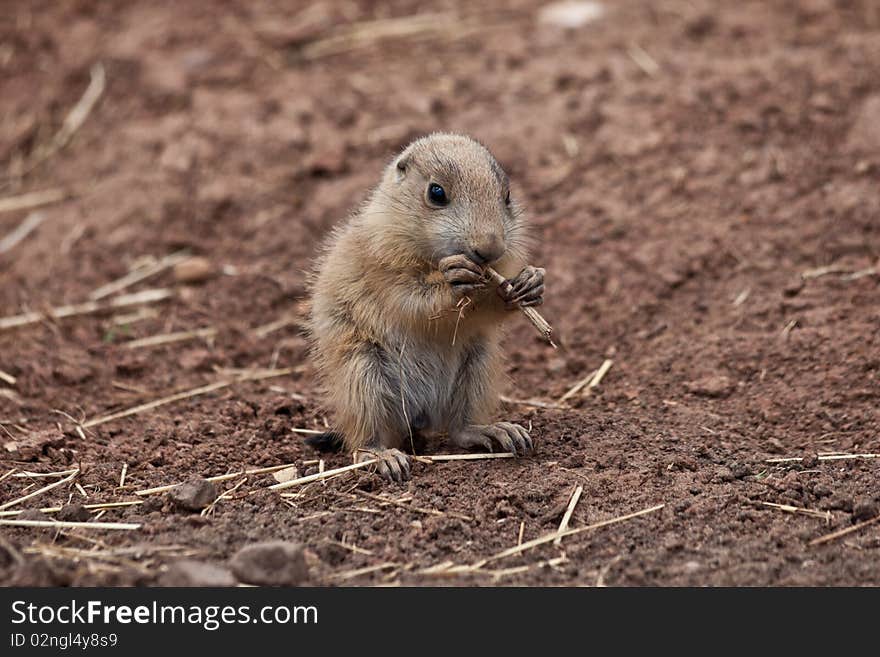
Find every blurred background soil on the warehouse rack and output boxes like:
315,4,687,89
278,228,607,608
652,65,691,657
1,0,879,585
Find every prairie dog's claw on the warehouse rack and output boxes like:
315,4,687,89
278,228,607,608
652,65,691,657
449,422,534,456
440,254,485,297
357,448,411,483
497,266,545,308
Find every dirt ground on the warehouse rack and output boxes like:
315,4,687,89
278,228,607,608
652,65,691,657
1,0,879,586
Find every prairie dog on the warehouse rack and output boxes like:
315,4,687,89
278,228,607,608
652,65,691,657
306,133,546,481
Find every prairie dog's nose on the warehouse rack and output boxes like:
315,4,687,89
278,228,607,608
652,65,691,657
470,234,504,265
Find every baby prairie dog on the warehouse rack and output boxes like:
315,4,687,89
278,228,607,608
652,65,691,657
306,133,546,481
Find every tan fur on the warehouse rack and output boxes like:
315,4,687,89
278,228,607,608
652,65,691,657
306,133,531,454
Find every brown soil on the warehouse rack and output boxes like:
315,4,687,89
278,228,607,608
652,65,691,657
2,0,879,587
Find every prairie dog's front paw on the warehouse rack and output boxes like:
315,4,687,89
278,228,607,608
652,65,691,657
439,254,486,297
497,265,545,308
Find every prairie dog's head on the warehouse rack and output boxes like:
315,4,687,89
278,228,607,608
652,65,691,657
372,133,526,267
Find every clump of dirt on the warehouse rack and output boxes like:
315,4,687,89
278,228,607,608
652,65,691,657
1,0,879,586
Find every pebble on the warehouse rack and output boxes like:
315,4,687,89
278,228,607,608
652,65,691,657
173,257,216,284
851,500,878,523
169,478,217,512
685,375,734,398
56,504,91,522
230,541,309,586
714,467,735,483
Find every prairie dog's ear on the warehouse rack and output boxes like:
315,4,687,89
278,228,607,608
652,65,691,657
394,148,412,182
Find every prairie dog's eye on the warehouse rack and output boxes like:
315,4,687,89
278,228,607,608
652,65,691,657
427,183,449,207
504,189,511,205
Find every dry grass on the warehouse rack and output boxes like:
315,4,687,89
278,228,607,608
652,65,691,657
760,501,831,522
0,212,48,255
123,327,217,350
558,358,613,403
81,367,293,429
486,267,556,347
554,485,584,546
0,500,143,518
268,459,379,491
766,453,880,464
0,469,79,511
89,251,189,300
0,288,173,331
21,63,106,176
0,519,141,531
134,462,301,496
0,188,66,215
299,13,466,60
809,514,880,546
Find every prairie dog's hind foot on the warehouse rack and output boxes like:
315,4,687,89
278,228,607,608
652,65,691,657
356,447,411,483
450,422,534,455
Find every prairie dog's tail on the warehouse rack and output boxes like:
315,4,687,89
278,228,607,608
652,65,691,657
304,431,344,453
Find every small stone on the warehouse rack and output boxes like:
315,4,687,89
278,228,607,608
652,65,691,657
169,478,217,512
765,437,786,454
159,560,236,587
141,496,165,513
812,483,833,498
810,92,835,112
685,14,716,39
53,362,94,385
179,348,215,372
272,466,300,484
663,536,684,551
731,463,751,479
820,496,852,513
56,504,91,522
230,541,308,586
714,467,735,483
782,277,804,297
184,515,210,527
494,499,517,519
173,257,216,284
674,500,692,513
782,472,803,492
685,375,734,398
852,500,878,523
